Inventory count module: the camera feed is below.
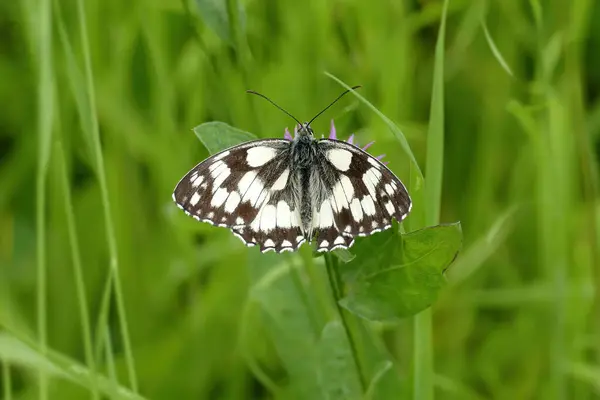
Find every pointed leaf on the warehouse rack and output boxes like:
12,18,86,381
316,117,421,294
194,0,245,43
193,121,257,154
317,321,363,399
339,223,462,321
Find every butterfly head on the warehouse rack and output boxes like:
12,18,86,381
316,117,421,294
295,122,314,139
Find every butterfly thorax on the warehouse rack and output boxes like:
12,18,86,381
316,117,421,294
288,126,319,235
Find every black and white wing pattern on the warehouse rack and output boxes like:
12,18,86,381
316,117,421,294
310,139,411,252
173,139,306,253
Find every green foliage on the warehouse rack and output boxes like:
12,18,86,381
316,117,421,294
340,224,461,321
194,122,257,153
195,122,461,324
1,0,599,399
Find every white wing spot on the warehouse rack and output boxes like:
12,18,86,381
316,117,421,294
207,212,214,219
246,146,278,167
238,171,257,195
385,201,395,215
320,240,329,248
243,180,265,206
224,191,241,212
334,236,345,245
276,201,292,228
361,196,376,216
384,183,394,197
236,217,244,225
344,225,351,233
367,168,383,192
282,240,292,248
258,204,277,232
255,190,270,207
212,167,231,192
211,188,229,207
191,174,204,188
318,199,335,228
362,171,377,198
209,161,226,177
367,157,380,168
190,192,201,206
350,198,363,222
272,168,289,191
326,149,353,171
264,239,275,248
333,175,354,209
290,208,301,228
213,150,230,161
372,220,379,228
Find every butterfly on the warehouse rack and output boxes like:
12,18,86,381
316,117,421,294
172,88,412,253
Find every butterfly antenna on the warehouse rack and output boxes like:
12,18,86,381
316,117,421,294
307,85,361,126
246,90,303,127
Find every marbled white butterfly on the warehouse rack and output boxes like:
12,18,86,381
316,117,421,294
173,88,412,253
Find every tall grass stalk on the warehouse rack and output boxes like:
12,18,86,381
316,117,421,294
2,360,11,400
73,0,138,391
34,0,54,396
323,253,367,392
56,144,99,399
416,1,449,399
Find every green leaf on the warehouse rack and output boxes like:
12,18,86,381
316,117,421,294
194,0,245,43
245,252,323,398
193,121,257,154
332,248,355,263
317,321,363,399
339,223,462,321
0,333,146,400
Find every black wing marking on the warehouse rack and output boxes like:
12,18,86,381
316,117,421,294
311,139,412,252
173,139,306,253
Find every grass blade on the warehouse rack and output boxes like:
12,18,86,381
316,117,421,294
416,1,449,400
481,20,514,77
2,360,11,400
34,0,54,396
56,143,99,399
0,332,146,400
325,72,423,180
72,0,139,391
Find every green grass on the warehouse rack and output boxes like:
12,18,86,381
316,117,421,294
1,0,600,399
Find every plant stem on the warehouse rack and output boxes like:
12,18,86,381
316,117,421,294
323,254,367,393
57,144,99,399
416,0,449,399
74,0,138,390
2,360,12,400
35,0,54,396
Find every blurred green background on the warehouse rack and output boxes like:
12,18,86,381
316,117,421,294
1,0,599,398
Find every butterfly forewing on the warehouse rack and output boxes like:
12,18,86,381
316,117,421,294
310,139,411,252
173,139,306,252
173,129,411,254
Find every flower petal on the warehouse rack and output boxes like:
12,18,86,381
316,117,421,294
284,127,293,141
376,154,386,160
362,141,375,151
329,119,337,139
347,134,355,144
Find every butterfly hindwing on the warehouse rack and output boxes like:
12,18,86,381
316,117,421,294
173,139,305,252
311,139,411,252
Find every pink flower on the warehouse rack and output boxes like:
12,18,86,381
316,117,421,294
284,120,387,164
